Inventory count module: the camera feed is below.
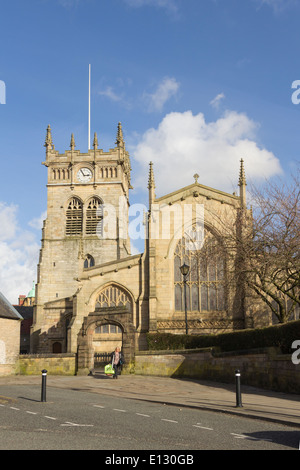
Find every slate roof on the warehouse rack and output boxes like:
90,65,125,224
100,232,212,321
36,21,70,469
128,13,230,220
0,292,23,320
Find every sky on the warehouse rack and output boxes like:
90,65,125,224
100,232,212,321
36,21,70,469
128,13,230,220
0,0,299,303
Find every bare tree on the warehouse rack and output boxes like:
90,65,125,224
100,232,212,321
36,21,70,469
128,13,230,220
214,170,300,324
182,168,299,325
242,171,299,322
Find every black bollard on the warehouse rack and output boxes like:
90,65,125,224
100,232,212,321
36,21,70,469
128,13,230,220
235,369,243,407
41,369,47,402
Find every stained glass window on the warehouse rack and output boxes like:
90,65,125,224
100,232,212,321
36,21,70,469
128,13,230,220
174,228,225,312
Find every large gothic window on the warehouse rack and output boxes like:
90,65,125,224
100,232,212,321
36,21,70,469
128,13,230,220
95,285,132,312
66,197,83,235
174,228,225,312
86,197,103,235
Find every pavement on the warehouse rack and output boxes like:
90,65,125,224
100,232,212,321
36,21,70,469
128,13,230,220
0,372,300,428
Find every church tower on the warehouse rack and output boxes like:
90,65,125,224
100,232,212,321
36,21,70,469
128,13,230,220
31,124,132,352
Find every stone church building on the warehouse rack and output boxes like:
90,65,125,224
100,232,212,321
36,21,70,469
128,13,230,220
30,123,255,374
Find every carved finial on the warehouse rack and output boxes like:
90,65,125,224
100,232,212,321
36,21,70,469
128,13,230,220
148,162,156,208
70,133,75,151
238,158,247,208
238,158,246,187
148,161,156,190
116,122,124,148
93,132,98,150
44,124,53,151
193,173,199,184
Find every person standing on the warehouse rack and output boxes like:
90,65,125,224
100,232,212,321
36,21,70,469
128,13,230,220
111,346,124,379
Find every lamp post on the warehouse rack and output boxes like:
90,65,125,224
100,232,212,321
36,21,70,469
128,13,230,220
180,263,190,335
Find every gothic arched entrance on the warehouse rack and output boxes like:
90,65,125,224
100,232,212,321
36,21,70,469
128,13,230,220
76,284,136,375
93,322,123,369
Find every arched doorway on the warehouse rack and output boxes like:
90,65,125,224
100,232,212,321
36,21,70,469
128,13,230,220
52,341,62,353
93,322,123,369
76,283,136,375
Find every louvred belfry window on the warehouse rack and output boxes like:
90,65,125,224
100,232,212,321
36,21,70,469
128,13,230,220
66,198,83,235
86,197,103,235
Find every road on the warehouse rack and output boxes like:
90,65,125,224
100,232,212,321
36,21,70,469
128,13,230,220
0,384,299,452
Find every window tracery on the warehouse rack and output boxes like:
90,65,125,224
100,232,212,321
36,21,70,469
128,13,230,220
174,228,225,312
95,324,122,334
84,254,95,268
95,285,132,312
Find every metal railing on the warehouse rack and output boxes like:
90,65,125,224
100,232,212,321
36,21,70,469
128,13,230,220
94,352,111,367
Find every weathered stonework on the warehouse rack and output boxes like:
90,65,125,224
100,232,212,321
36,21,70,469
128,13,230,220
135,348,300,394
31,124,267,374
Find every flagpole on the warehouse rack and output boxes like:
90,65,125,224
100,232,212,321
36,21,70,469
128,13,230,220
88,64,91,150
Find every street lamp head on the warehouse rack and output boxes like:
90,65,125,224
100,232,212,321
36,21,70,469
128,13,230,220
180,263,190,277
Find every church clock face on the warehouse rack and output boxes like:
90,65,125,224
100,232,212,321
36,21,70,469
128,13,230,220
77,167,92,183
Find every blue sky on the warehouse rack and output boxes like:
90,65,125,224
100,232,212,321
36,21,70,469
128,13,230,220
0,0,299,302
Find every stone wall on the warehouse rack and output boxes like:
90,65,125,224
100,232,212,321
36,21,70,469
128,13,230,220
16,354,76,376
8,348,300,395
134,348,300,394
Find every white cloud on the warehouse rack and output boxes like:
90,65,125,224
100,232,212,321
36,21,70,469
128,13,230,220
131,110,282,196
28,210,47,230
124,0,179,14
0,202,18,240
144,77,180,112
210,93,225,110
0,202,40,304
57,0,81,8
98,86,122,103
254,0,299,13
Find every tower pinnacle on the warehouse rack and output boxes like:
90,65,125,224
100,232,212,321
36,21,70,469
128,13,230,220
116,122,125,148
148,161,156,208
70,133,76,151
238,158,246,187
238,158,247,207
44,124,53,152
93,132,98,150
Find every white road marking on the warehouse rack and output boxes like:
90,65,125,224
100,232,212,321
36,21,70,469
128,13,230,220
93,405,105,408
10,407,19,410
161,419,178,423
136,413,150,417
113,408,126,412
61,421,93,427
26,411,37,415
193,425,213,431
230,433,272,442
44,416,57,420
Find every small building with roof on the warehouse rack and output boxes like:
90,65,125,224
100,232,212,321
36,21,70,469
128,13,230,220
0,291,23,375
14,282,35,353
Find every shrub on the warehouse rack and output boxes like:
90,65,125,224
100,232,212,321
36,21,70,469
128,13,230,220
146,320,300,354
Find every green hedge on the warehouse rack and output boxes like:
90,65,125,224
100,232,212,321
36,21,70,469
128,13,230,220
146,320,300,354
